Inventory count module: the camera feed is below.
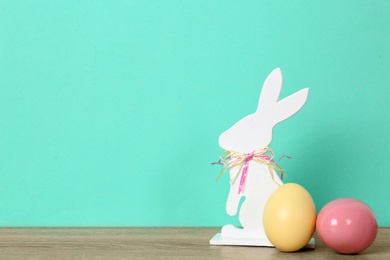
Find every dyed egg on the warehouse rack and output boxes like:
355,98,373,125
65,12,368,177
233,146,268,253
316,198,377,254
263,183,316,252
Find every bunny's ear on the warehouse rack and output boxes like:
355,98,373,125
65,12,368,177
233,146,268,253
274,88,309,123
256,68,283,113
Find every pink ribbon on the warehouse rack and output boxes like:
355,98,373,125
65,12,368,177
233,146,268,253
238,152,254,194
213,147,286,194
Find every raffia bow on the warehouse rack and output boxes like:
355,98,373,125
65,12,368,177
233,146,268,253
212,146,286,194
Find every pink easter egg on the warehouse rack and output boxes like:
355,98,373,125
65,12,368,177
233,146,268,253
316,198,378,254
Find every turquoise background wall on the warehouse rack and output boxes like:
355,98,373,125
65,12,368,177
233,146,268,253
1,1,389,226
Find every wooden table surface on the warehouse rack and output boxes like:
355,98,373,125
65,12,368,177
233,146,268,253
0,227,388,259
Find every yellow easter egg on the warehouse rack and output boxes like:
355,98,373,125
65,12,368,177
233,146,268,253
263,183,316,252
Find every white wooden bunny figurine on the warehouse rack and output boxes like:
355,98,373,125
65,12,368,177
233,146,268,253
210,68,309,246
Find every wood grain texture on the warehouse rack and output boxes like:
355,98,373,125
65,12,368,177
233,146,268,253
0,227,389,259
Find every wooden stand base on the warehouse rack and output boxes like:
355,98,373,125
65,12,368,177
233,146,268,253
210,233,315,249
